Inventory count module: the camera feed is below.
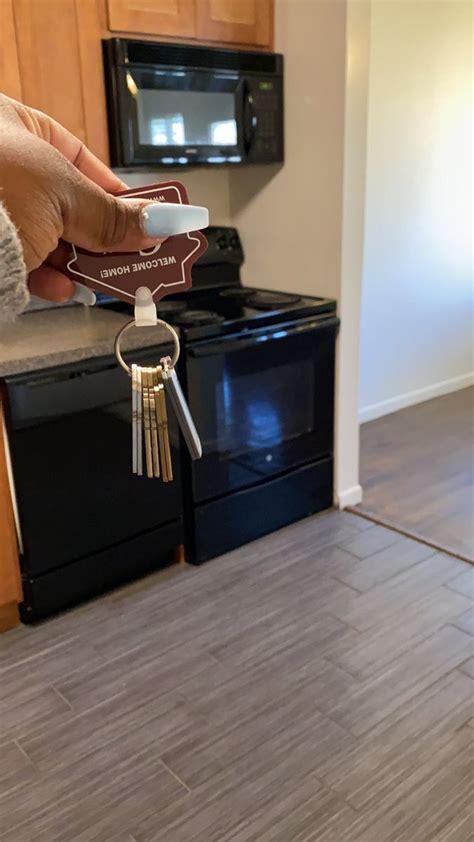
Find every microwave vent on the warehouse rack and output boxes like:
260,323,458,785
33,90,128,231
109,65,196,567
124,41,280,75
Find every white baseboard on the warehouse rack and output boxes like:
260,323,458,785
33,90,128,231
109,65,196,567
337,484,363,509
359,372,474,424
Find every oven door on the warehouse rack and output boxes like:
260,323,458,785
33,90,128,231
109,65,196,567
112,63,247,166
185,315,339,503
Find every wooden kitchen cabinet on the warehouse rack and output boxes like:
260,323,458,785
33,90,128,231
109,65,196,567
0,396,22,632
12,0,88,141
0,0,23,100
196,0,273,48
107,0,196,38
1,0,110,162
106,0,273,47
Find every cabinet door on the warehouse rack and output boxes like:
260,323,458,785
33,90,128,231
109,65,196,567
0,0,22,100
0,397,22,632
107,0,196,37
196,0,273,47
75,0,111,164
12,0,87,141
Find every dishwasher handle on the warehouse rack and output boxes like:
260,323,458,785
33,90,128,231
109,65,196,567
5,344,171,427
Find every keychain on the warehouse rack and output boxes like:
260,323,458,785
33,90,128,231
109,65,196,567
114,314,202,481
65,180,208,483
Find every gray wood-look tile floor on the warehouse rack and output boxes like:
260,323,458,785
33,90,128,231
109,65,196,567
358,387,474,561
0,510,473,841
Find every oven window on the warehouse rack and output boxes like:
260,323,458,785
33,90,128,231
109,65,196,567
187,321,336,502
136,89,237,147
215,361,314,457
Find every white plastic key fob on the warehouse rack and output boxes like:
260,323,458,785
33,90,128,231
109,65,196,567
161,360,202,460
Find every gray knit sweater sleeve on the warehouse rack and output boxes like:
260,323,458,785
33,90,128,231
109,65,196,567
0,201,29,322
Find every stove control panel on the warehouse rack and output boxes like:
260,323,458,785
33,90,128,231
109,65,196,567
197,226,244,267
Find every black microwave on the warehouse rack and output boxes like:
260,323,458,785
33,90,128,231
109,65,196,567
103,39,284,168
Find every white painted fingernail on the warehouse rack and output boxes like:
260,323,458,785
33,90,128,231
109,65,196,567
142,203,209,237
72,282,96,306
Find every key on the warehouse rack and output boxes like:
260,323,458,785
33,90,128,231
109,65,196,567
160,358,202,460
131,364,138,474
153,383,168,482
159,382,174,482
136,366,143,476
153,369,173,482
145,367,160,479
149,367,161,479
142,368,154,479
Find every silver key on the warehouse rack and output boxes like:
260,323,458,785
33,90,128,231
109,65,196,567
131,364,138,474
160,358,202,460
136,366,143,476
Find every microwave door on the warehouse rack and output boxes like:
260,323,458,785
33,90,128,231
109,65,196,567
117,67,243,166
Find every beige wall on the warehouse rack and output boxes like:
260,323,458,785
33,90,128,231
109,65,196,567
336,0,371,506
123,168,232,225
359,0,473,420
229,0,369,505
229,0,347,302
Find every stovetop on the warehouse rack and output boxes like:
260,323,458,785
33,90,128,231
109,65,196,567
154,286,336,340
96,225,337,342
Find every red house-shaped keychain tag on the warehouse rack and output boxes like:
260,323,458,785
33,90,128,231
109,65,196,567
66,181,208,304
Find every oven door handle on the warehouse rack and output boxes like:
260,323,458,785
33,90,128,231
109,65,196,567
188,316,340,357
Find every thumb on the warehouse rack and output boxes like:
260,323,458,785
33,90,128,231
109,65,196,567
61,172,166,253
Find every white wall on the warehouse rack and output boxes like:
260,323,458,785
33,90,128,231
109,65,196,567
359,0,473,422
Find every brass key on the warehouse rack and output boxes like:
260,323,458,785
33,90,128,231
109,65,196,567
154,371,173,482
154,382,166,481
149,367,161,478
160,382,174,482
142,368,154,479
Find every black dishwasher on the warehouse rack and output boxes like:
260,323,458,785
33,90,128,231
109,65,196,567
4,345,182,622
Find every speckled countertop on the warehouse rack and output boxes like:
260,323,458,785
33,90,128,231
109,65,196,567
0,306,173,377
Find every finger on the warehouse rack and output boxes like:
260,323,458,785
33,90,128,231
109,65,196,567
29,107,128,193
61,167,167,253
44,240,74,271
73,144,129,193
28,265,75,302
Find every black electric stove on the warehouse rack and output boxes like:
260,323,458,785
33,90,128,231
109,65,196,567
101,226,339,564
157,287,335,336
101,228,336,337
153,267,335,343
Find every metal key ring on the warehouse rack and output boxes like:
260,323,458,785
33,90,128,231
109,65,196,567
114,318,180,376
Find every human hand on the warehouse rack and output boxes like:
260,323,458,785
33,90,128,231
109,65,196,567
0,94,167,303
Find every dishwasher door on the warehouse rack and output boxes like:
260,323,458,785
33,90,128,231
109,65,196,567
5,346,182,580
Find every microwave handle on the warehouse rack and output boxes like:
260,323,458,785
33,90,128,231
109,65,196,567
242,81,257,152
